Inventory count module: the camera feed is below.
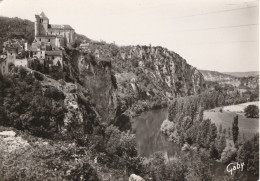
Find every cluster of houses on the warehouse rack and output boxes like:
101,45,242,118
0,12,75,75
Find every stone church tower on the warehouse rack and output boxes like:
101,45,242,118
35,12,49,36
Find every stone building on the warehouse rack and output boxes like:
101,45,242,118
34,12,75,47
0,46,28,75
0,12,76,75
30,12,75,69
45,50,63,68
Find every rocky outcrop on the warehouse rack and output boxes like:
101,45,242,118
118,46,206,98
63,49,118,126
76,42,206,124
129,174,145,181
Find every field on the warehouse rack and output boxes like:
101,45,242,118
204,102,259,139
223,101,259,112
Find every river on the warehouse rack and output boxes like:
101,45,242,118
131,107,258,181
131,108,181,159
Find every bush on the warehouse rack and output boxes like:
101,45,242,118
160,119,174,136
244,105,259,118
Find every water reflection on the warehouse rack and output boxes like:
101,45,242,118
131,108,181,159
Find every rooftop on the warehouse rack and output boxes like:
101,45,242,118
49,24,74,30
40,12,48,19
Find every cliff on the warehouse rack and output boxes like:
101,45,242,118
79,42,206,119
62,49,117,126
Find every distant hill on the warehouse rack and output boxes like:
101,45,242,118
223,71,259,78
199,70,240,86
200,70,259,89
200,70,236,79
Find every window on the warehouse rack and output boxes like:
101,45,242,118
39,38,41,42
48,39,50,42
52,56,54,59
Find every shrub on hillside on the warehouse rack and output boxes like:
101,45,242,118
0,71,67,138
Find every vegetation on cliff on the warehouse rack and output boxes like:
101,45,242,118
0,67,66,138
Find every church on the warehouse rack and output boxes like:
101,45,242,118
34,12,75,48
31,12,76,68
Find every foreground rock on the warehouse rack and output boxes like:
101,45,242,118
129,174,145,181
0,130,29,153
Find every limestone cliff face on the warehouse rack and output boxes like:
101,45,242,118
117,45,206,98
78,42,206,120
63,49,117,125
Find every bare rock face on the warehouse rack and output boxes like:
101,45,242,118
129,174,145,181
60,42,207,131
0,130,30,153
63,49,118,125
75,43,207,125
118,45,206,98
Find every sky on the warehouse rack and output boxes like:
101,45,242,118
0,0,259,72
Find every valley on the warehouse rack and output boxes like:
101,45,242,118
0,8,259,181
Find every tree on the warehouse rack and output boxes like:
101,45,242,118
228,127,231,138
209,123,218,143
190,104,196,122
209,143,219,159
223,128,226,136
219,124,223,134
216,134,226,158
244,105,259,118
232,115,239,144
237,134,259,176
